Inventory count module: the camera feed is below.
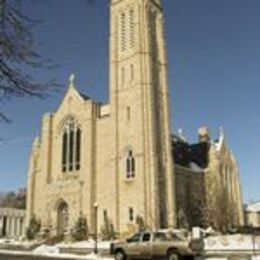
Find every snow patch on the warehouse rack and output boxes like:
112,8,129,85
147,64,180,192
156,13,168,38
32,243,114,259
204,234,260,251
85,252,99,259
33,244,59,255
58,239,113,249
0,238,38,248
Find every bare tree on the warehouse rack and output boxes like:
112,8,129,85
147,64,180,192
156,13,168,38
0,0,59,122
0,188,26,209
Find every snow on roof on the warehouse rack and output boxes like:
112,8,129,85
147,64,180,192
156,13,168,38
246,202,260,212
189,162,204,173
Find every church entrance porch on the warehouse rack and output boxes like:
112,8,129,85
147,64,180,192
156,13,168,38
57,201,69,235
0,208,25,238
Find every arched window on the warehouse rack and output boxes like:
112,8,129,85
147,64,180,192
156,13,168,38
75,128,81,170
120,12,126,52
120,7,135,52
62,117,81,173
130,64,134,81
121,66,125,84
129,8,135,48
62,132,68,172
126,150,135,179
126,106,131,121
103,209,108,221
129,207,134,222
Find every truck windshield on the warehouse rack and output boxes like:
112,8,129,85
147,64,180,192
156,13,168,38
127,233,142,243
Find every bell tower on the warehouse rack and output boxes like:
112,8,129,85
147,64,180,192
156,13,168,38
109,0,176,230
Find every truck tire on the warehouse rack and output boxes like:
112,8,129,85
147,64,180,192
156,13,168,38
189,238,204,253
167,250,180,260
114,250,126,260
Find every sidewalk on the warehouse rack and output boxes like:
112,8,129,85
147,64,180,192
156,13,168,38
0,249,114,260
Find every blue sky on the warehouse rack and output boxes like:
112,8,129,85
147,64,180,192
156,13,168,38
0,0,259,203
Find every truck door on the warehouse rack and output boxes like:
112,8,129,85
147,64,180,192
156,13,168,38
152,232,169,256
138,232,152,259
125,232,142,258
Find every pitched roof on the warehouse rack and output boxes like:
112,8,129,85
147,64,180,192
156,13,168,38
78,91,91,100
172,135,209,169
246,202,260,212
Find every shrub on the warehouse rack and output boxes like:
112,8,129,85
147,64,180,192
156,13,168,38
135,215,146,231
71,216,88,241
101,213,116,240
26,215,41,240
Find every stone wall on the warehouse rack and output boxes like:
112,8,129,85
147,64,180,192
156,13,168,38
175,165,205,229
246,211,260,227
205,139,244,230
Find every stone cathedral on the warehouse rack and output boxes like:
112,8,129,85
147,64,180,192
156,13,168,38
26,0,244,237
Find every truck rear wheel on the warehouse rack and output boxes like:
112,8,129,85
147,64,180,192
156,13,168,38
167,250,180,260
114,250,126,260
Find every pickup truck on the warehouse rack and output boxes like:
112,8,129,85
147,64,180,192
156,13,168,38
112,230,199,260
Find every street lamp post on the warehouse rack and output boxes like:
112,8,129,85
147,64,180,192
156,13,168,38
93,202,98,254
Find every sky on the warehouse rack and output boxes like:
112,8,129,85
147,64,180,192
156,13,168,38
0,0,259,203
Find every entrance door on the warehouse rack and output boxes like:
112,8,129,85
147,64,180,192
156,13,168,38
57,201,69,235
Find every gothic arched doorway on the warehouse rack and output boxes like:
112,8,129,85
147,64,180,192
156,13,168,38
57,201,69,235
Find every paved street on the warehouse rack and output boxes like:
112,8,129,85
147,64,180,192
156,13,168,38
0,254,78,260
0,250,114,260
0,250,259,260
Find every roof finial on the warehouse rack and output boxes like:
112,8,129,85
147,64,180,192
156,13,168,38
219,126,224,139
178,128,183,136
178,128,187,142
69,73,76,88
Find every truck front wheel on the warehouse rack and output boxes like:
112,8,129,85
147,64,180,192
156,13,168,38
114,250,126,260
167,250,180,260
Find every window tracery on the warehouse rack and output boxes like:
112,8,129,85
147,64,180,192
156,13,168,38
120,7,135,52
62,117,81,172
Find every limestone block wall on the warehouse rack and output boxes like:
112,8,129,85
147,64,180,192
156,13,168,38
175,165,205,228
95,115,117,233
246,212,260,227
205,139,244,230
26,87,103,233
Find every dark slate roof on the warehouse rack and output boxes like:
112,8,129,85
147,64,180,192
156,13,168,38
172,135,209,169
79,92,91,100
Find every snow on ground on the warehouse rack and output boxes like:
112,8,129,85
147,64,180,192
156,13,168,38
0,238,114,259
57,239,114,249
0,248,114,259
0,249,32,256
32,245,113,260
0,238,37,248
85,252,112,259
33,244,60,255
0,239,7,245
2,235,260,259
204,234,260,251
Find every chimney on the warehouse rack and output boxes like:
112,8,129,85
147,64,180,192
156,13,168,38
198,126,210,143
